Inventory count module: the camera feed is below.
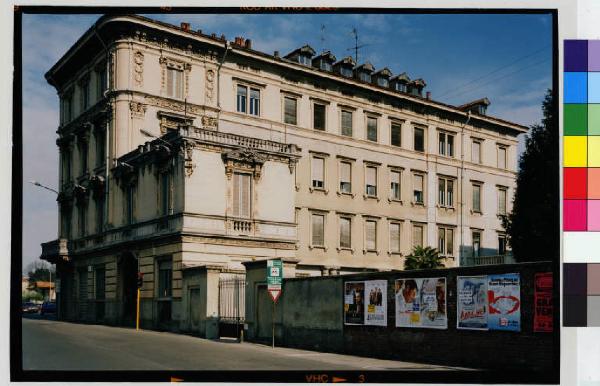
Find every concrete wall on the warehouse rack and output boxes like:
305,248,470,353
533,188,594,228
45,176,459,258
244,260,557,372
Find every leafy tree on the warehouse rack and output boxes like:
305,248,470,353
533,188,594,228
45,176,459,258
404,246,445,270
502,89,558,262
24,261,55,282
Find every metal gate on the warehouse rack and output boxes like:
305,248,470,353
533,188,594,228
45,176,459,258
218,274,245,338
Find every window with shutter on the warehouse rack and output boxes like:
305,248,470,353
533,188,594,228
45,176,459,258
390,222,400,253
167,68,183,99
472,183,481,212
340,217,351,248
311,157,325,189
497,146,507,169
412,224,423,248
391,122,402,147
284,97,297,125
390,170,401,200
340,162,352,193
413,174,424,204
365,166,377,196
341,110,353,136
498,187,507,215
365,220,377,251
367,116,378,142
233,173,251,218
472,140,481,163
312,214,325,246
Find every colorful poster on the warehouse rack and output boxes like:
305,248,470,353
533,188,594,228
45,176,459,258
420,278,448,329
534,272,553,333
457,276,488,330
487,273,521,331
395,278,447,329
395,278,421,327
344,281,365,325
365,280,387,326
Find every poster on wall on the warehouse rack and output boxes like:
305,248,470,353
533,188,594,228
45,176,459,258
487,273,521,332
395,278,421,327
420,278,448,329
395,278,447,329
534,272,553,333
344,281,365,325
457,276,488,330
365,280,387,326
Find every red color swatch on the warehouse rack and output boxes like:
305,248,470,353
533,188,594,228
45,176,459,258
564,168,587,199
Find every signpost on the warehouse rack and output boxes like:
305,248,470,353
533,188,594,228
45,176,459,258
267,259,283,348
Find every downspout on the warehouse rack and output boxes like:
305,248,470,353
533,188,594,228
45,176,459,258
460,111,471,266
216,41,231,132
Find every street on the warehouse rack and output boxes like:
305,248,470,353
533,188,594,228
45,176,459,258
22,316,472,371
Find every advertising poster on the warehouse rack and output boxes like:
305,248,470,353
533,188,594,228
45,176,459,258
420,278,448,329
457,276,488,330
487,273,521,332
395,278,421,327
365,280,387,326
344,281,365,325
534,272,553,333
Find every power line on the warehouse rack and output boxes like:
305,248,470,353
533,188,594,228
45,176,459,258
436,44,551,99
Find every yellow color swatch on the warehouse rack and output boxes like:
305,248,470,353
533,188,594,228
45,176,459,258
589,136,600,167
564,136,588,167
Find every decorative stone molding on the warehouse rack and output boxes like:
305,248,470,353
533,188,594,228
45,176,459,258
130,101,147,118
133,51,144,86
181,141,196,177
205,68,215,104
201,115,218,130
145,96,203,116
159,56,192,96
222,148,267,181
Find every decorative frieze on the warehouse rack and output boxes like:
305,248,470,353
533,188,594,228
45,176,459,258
133,50,144,86
130,101,147,118
222,148,267,181
145,95,203,116
205,68,215,103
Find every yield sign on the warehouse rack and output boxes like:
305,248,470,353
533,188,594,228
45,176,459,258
268,288,281,303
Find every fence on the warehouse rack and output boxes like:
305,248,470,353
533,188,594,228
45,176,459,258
218,274,245,338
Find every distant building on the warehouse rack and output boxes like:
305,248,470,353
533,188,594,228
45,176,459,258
41,15,524,333
27,281,56,301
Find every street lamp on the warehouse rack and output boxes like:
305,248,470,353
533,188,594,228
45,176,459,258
28,180,57,301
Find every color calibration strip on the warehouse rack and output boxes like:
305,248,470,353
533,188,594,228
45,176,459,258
563,263,600,327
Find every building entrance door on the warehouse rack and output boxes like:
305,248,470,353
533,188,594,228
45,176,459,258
119,253,137,327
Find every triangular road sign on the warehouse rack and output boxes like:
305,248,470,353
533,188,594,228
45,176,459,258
269,289,281,303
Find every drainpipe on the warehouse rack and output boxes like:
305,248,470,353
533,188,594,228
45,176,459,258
460,111,471,266
216,41,232,132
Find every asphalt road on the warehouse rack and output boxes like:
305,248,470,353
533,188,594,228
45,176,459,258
21,317,471,371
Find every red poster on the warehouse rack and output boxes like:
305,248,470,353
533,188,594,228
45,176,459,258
534,272,553,332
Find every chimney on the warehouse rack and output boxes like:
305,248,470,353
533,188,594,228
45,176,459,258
274,50,280,58
197,29,202,34
180,22,190,32
426,91,431,100
245,39,252,49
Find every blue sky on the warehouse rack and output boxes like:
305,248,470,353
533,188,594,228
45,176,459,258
21,12,552,269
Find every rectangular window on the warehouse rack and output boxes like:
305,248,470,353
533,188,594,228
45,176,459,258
340,67,353,77
158,259,173,298
96,196,104,233
340,217,351,248
390,222,401,253
438,227,454,256
311,157,325,189
438,177,455,207
438,132,455,157
160,173,170,216
497,146,507,169
414,127,425,152
341,110,353,137
498,234,507,255
62,151,71,184
249,88,260,116
340,161,352,193
365,220,377,251
366,116,378,142
413,173,424,204
472,140,481,164
395,83,407,93
62,94,73,123
390,170,401,200
284,96,297,125
236,85,247,113
96,130,105,168
82,80,90,111
498,187,507,215
313,103,326,131
359,72,371,83
97,65,107,99
79,142,88,175
472,231,481,257
365,166,377,196
412,224,424,248
95,267,106,300
311,214,325,247
472,183,482,213
377,77,389,87
78,205,86,237
320,61,332,72
391,122,402,147
166,68,183,99
233,173,251,218
125,185,135,225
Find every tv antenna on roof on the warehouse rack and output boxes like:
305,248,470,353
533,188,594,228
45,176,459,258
320,24,327,53
346,27,371,63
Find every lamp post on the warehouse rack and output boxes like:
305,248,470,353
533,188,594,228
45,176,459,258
29,180,58,301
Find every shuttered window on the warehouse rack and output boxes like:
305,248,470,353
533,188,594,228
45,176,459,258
340,161,352,193
472,183,482,213
472,140,481,163
498,187,507,215
233,173,251,218
390,170,401,200
284,96,297,125
413,224,424,248
365,166,377,196
311,157,325,189
311,214,325,247
341,110,353,136
365,220,377,251
390,222,401,253
167,68,183,99
413,174,424,204
497,146,507,169
340,217,351,248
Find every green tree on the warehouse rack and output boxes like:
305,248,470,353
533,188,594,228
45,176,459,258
24,261,55,282
404,246,445,270
502,89,558,262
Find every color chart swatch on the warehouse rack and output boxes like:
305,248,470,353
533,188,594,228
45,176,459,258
563,263,600,327
564,40,600,232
